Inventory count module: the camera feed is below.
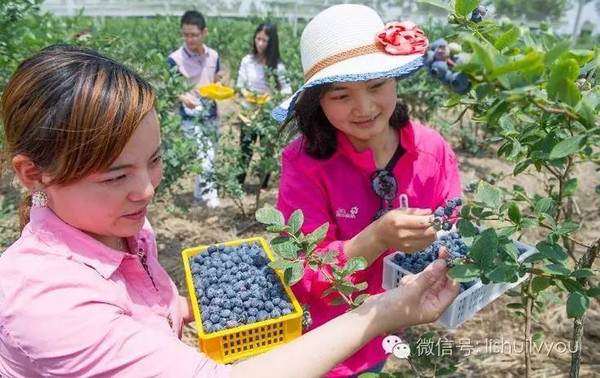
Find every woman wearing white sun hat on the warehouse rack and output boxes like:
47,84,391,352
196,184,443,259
275,3,463,376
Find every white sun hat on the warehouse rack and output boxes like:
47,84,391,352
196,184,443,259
271,3,429,122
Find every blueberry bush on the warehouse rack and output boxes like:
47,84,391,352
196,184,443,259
413,1,599,376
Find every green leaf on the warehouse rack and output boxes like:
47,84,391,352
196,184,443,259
269,259,295,270
508,202,521,224
501,242,520,263
287,209,304,234
321,286,338,299
555,221,579,235
466,36,495,73
544,40,571,65
266,224,290,233
322,250,338,264
536,242,567,261
455,0,480,17
272,240,299,260
478,181,502,210
494,25,521,51
344,257,368,275
543,263,571,276
457,219,478,237
354,282,368,291
570,269,595,278
497,226,517,238
284,262,304,286
561,278,585,293
587,285,600,298
306,223,329,244
447,264,481,282
566,292,589,318
468,228,498,269
549,135,586,160
328,297,347,306
547,58,580,102
563,178,578,196
531,276,552,293
534,198,555,215
487,264,518,283
354,293,370,306
490,52,543,78
256,206,285,226
561,81,582,107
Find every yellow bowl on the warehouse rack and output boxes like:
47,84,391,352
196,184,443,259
182,237,303,364
245,93,270,104
198,83,235,100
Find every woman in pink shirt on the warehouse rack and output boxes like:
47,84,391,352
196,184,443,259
0,44,459,377
273,5,462,377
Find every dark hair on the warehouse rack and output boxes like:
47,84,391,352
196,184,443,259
253,22,281,71
181,10,206,30
253,22,282,90
1,44,156,229
280,83,409,160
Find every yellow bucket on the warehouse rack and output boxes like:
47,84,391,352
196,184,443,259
198,83,235,100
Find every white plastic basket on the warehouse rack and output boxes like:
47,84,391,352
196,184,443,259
382,236,535,328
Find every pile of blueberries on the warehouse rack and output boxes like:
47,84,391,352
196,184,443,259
392,231,477,293
424,39,472,95
190,242,295,334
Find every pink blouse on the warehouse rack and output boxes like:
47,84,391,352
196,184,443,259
0,207,231,377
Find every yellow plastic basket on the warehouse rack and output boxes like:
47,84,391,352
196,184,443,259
198,83,235,100
182,237,303,364
245,93,270,105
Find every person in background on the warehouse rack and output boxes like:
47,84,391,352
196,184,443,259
236,22,292,188
168,10,222,208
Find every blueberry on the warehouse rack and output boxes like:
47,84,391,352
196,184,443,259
271,309,282,318
425,50,435,66
434,206,445,217
470,11,483,23
430,61,449,80
451,72,472,94
444,207,454,216
429,38,448,52
442,69,454,85
247,316,257,324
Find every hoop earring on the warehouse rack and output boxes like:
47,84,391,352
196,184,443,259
32,191,48,208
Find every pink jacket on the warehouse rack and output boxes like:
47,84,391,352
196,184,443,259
0,207,231,378
277,120,462,377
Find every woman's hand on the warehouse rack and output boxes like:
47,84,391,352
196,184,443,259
375,207,437,253
360,256,459,333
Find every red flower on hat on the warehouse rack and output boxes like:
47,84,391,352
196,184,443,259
375,21,429,55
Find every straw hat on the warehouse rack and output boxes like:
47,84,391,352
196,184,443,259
271,4,429,122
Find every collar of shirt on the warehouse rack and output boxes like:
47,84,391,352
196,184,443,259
28,206,142,280
335,120,417,173
182,44,208,59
